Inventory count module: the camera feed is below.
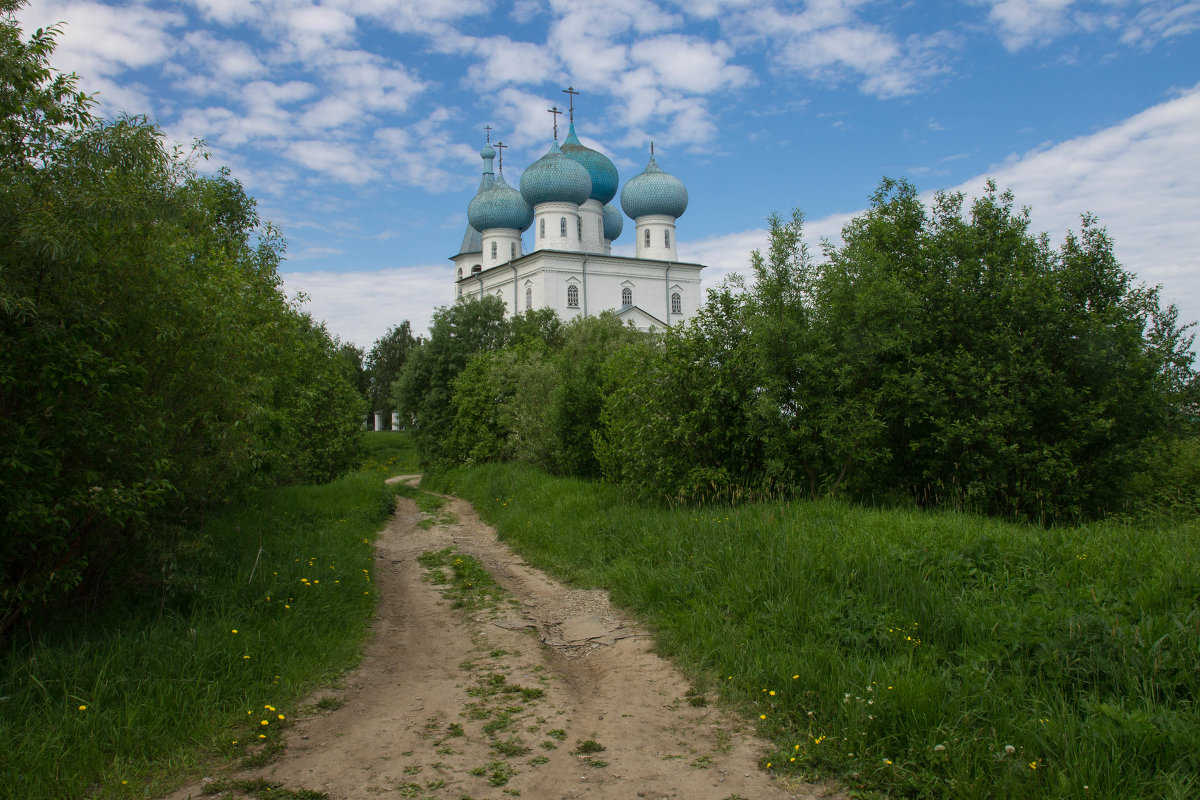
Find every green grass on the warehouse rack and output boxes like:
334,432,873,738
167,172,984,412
0,434,418,800
359,430,421,475
423,463,1200,800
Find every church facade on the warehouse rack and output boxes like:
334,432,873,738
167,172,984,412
451,112,705,330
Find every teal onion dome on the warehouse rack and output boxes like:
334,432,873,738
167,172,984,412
620,154,688,219
520,140,591,207
560,124,618,205
480,143,496,161
602,202,623,241
468,172,533,232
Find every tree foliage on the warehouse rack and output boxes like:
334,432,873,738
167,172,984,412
599,179,1196,520
364,321,420,423
0,4,364,634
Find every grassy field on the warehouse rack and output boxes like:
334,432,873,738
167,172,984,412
423,464,1200,800
0,432,418,800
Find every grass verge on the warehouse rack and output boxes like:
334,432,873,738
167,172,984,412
0,432,417,800
423,463,1200,800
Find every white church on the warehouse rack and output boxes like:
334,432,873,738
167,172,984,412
452,98,705,330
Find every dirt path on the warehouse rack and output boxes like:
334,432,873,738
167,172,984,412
165,478,843,800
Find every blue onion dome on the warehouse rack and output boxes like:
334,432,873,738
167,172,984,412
560,123,618,205
480,142,496,161
468,172,533,232
620,153,688,219
602,202,623,241
520,140,591,207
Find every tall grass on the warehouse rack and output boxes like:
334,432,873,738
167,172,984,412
0,432,415,800
424,464,1200,800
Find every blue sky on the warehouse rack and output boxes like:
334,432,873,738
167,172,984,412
16,0,1200,347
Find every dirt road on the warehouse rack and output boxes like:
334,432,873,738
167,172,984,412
165,478,842,800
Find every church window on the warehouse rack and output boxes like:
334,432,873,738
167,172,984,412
621,287,632,306
525,287,532,310
457,267,462,279
471,264,481,274
664,229,671,248
560,217,567,237
567,285,579,308
671,292,681,314
644,229,650,248
577,218,581,240
540,218,545,238
491,241,497,259
511,243,516,259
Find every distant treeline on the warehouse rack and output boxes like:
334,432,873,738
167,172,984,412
1,8,364,636
396,178,1198,523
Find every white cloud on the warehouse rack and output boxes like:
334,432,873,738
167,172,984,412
735,3,952,98
629,35,752,94
18,0,185,113
457,36,559,92
984,0,1077,50
282,265,451,346
682,85,1200,332
285,139,379,183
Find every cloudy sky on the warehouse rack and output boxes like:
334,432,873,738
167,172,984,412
16,0,1200,348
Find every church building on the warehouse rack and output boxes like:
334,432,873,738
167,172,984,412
452,95,705,330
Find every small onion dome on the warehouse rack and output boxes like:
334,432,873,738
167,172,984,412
480,142,496,161
560,123,618,205
620,153,688,220
468,172,533,232
602,202,623,241
520,140,592,207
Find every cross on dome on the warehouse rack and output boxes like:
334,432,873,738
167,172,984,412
484,124,492,144
495,141,507,172
547,106,563,140
563,86,579,123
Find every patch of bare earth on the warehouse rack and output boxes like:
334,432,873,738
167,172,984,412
164,477,844,800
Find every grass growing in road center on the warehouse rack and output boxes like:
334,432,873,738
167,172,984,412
423,463,1200,800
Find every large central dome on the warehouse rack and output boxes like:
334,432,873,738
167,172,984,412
560,124,618,205
520,140,592,207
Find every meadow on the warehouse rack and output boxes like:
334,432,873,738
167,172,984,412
423,463,1200,800
0,432,417,800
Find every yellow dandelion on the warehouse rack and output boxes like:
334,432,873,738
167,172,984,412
769,690,776,696
231,629,238,634
261,719,269,726
78,705,87,711
1029,762,1038,770
794,744,800,750
885,760,893,765
278,714,285,720
792,674,799,679
243,655,250,660
259,734,266,739
789,757,795,762
766,762,772,768
759,714,766,720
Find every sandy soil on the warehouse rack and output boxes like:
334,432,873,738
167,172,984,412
164,477,844,800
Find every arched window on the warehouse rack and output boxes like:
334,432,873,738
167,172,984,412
577,218,581,240
644,229,650,248
491,241,497,259
621,287,632,306
457,267,462,279
560,217,567,237
525,287,532,310
471,264,481,274
671,292,681,314
567,285,579,308
664,229,671,248
540,218,545,238
510,243,516,260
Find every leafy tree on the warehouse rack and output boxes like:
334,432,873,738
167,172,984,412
393,296,510,462
0,2,363,634
364,321,419,426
